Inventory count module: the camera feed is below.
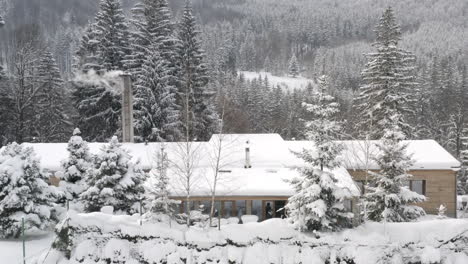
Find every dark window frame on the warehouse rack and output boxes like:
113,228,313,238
409,180,426,196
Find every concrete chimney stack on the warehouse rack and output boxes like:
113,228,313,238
121,74,134,143
244,140,252,168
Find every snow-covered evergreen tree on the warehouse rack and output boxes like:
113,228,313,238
177,0,219,141
146,145,179,220
126,0,179,84
286,75,354,232
34,50,69,142
288,54,300,78
71,71,121,142
81,136,146,213
58,128,93,201
355,7,416,139
0,143,56,238
94,0,130,71
76,23,101,72
365,117,426,222
134,49,181,142
458,132,468,194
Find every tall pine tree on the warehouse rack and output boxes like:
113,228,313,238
355,7,416,139
34,50,70,142
365,117,426,222
134,49,181,142
286,76,354,232
94,0,130,71
177,0,219,141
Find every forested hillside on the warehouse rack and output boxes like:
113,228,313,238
0,0,467,154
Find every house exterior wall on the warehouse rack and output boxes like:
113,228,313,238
348,169,457,218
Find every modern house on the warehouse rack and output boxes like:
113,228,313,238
20,75,461,220
25,133,460,219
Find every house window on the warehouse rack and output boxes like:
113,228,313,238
236,200,246,218
344,199,353,212
252,200,262,221
410,180,426,195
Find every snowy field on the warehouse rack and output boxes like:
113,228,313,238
3,211,467,264
239,71,315,91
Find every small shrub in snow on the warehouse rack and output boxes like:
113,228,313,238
80,136,146,213
0,143,57,238
437,204,447,219
59,128,93,202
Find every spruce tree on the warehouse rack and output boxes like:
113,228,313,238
126,0,179,84
177,0,219,141
94,0,130,71
58,128,93,201
125,2,148,78
286,76,354,232
76,24,102,72
458,131,468,195
146,145,179,220
81,136,146,213
355,7,416,139
365,117,426,222
35,50,69,142
288,54,300,78
134,49,181,142
71,71,121,142
0,143,56,238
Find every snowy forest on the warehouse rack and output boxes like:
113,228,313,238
0,0,467,150
1,0,468,263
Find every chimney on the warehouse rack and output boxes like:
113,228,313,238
244,140,252,168
121,74,134,143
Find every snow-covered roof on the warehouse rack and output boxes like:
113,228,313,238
166,167,360,197
286,140,460,170
16,134,459,174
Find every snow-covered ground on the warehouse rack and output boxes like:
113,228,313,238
0,233,55,264
239,71,315,91
9,211,467,264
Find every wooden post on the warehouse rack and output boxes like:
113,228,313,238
22,217,26,264
121,74,134,143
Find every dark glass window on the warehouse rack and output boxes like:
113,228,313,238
410,180,426,195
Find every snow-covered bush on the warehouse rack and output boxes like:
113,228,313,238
0,143,58,238
58,128,93,202
80,136,146,214
437,204,447,219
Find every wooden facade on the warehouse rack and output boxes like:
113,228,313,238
348,169,457,217
171,169,457,220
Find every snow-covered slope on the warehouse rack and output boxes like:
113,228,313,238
239,71,315,91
